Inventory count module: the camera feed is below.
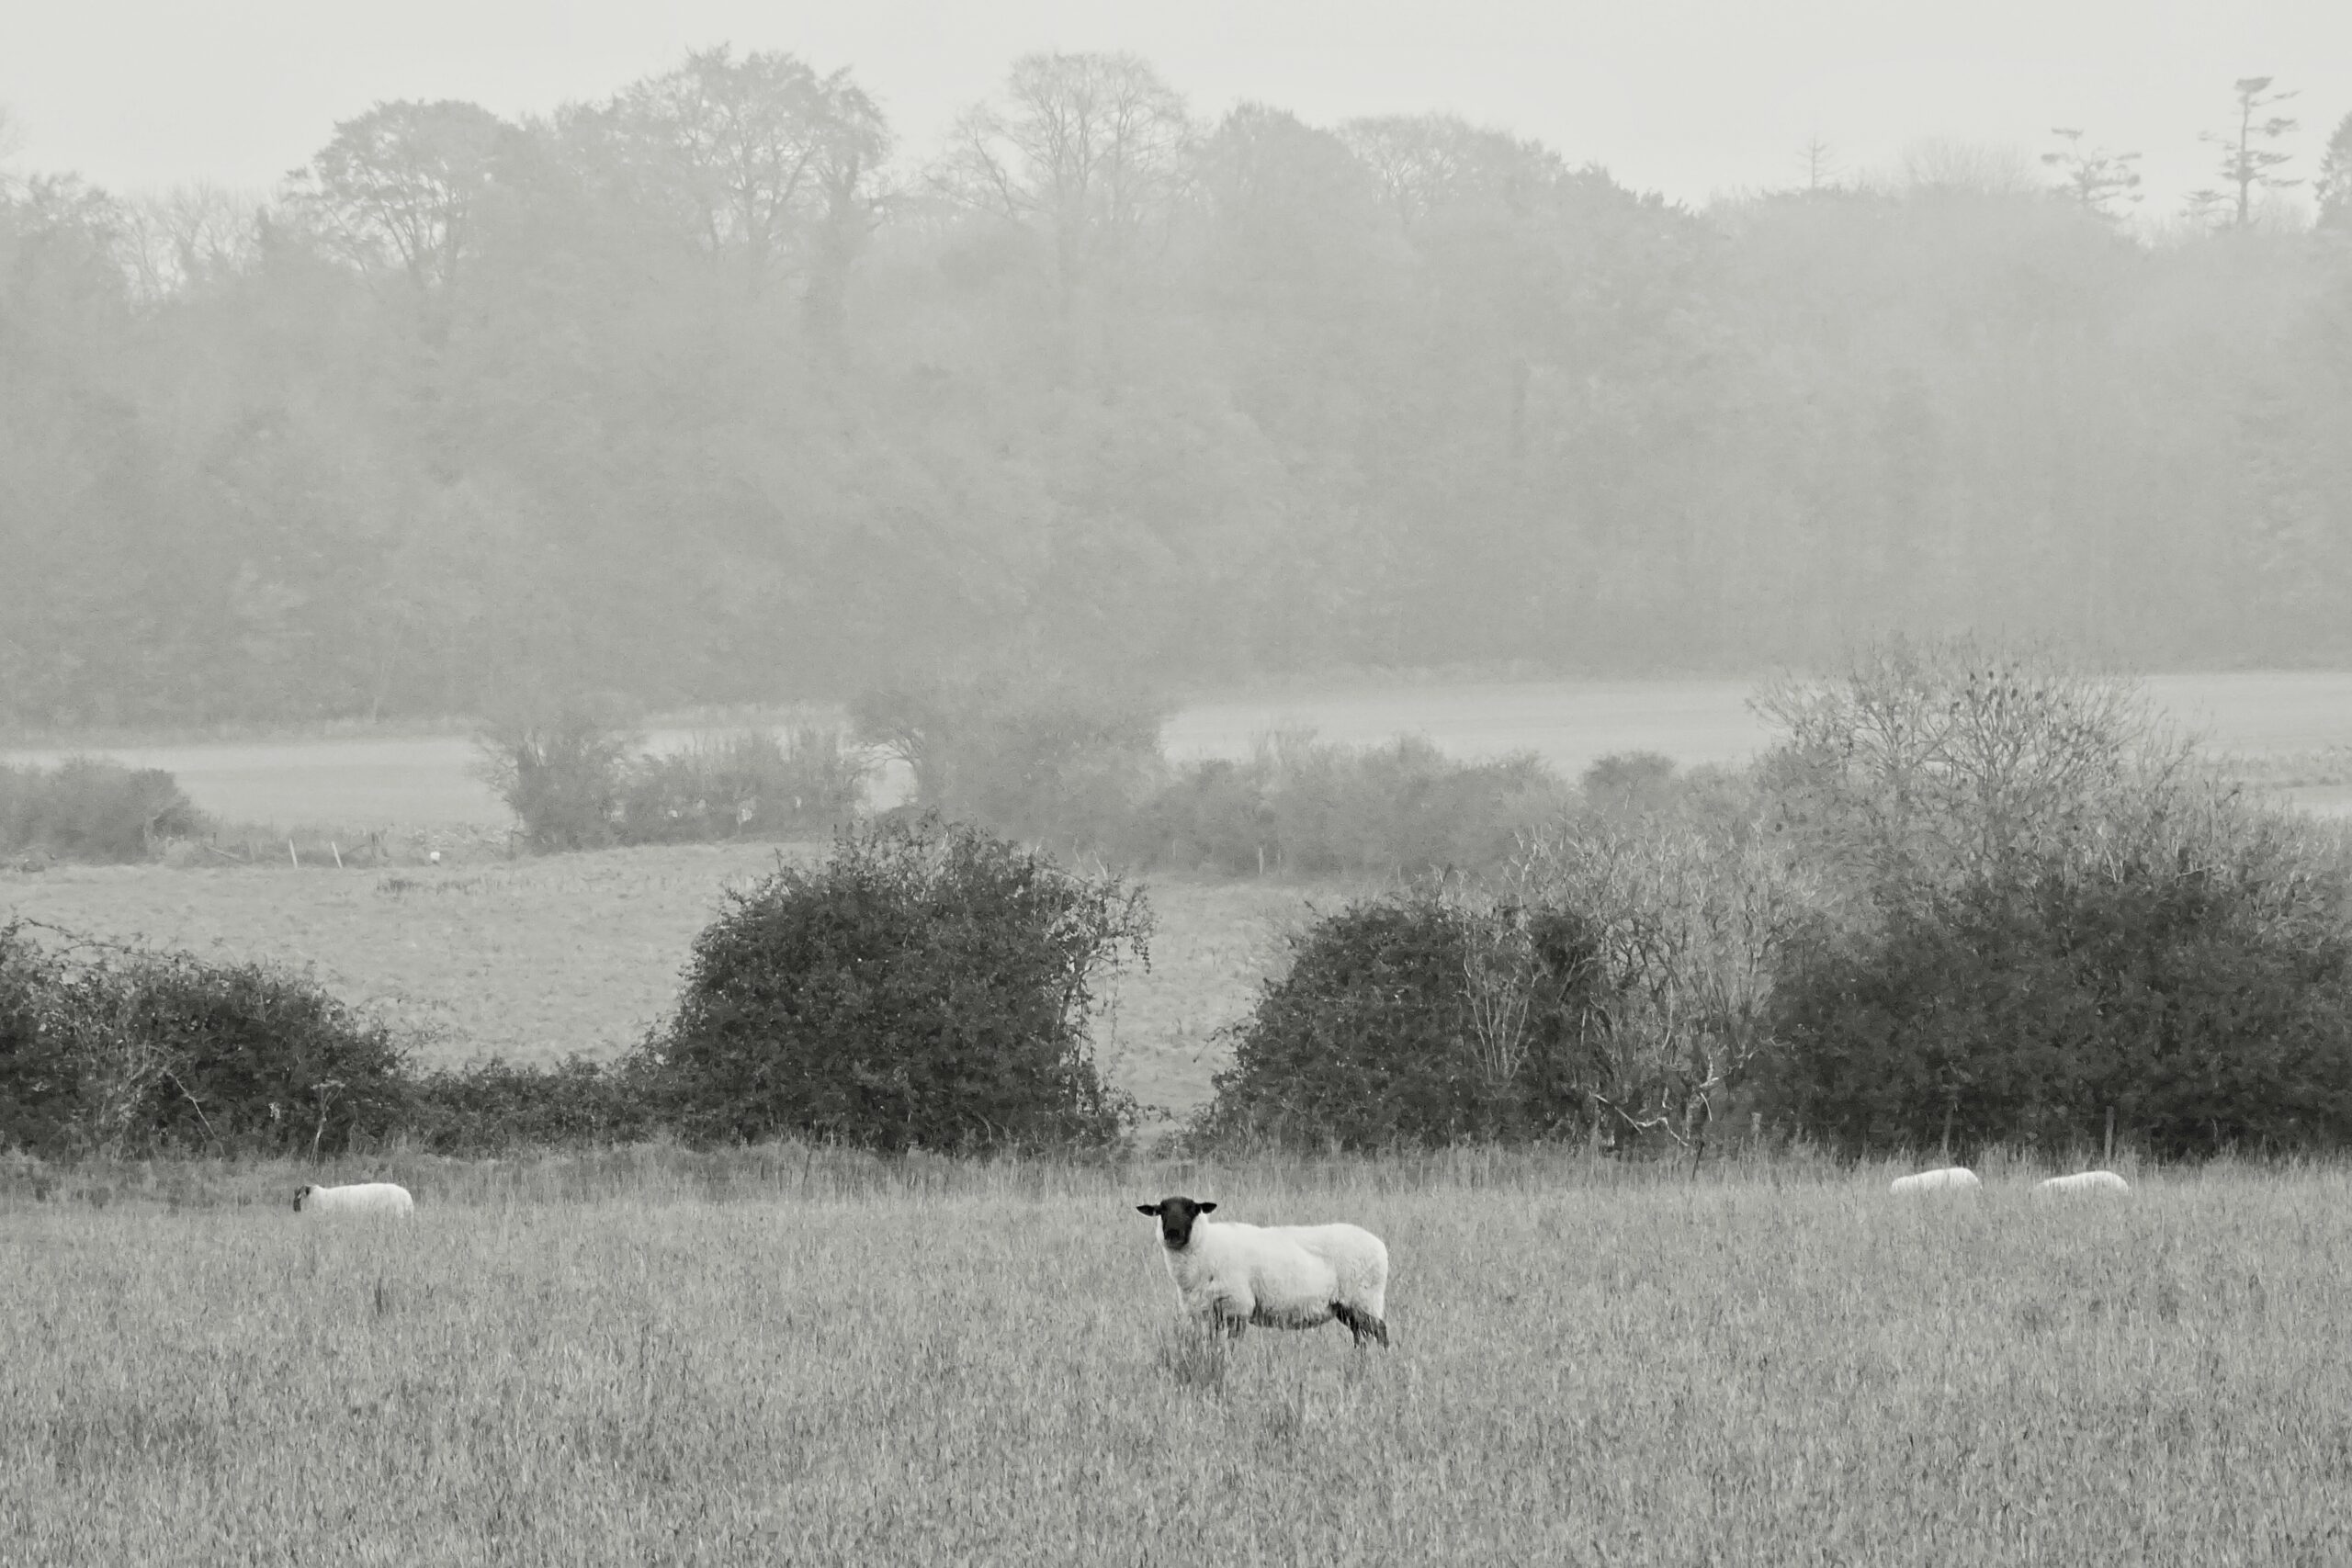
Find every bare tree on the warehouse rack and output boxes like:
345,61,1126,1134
933,51,1193,321
1339,114,1567,225
1898,137,2039,197
2200,75,2300,229
116,183,266,299
1794,134,1842,194
803,76,893,347
1509,824,1819,1157
1754,637,2189,897
288,99,507,313
589,47,887,302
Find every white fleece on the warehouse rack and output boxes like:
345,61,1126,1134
1159,1220,1389,1335
294,1181,414,1216
1888,1167,1982,1194
2038,1170,2130,1195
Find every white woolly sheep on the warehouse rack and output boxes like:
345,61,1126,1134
2038,1170,2130,1195
293,1181,414,1217
1136,1196,1390,1348
1888,1167,1982,1195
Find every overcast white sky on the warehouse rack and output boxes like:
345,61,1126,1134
4,0,2346,216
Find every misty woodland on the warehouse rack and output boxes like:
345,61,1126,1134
3,55,2350,727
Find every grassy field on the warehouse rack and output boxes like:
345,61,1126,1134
5,1153,2348,1565
0,846,1318,1122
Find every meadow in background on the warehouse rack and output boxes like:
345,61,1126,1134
6,670,2352,1125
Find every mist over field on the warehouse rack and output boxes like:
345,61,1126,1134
13,18,2352,1564
1,43,2349,728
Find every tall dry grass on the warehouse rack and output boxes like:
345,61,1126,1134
5,1153,2346,1565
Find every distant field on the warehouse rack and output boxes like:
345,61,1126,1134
6,1157,2348,1564
0,846,1316,1122
5,671,2348,1114
8,671,2351,829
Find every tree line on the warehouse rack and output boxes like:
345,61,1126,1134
3,58,2351,728
11,639,2347,1163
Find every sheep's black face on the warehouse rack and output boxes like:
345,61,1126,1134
292,1185,311,1213
1136,1196,1216,1249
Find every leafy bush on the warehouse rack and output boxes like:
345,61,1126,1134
0,757,207,863
405,1055,661,1154
1125,732,1572,877
0,925,80,1153
851,676,1170,852
616,728,869,844
0,922,412,1158
1765,806,2352,1159
1579,750,1680,817
482,699,874,853
1752,637,2352,1157
1192,891,1612,1150
476,702,639,852
644,815,1149,1153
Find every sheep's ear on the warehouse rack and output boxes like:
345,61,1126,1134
1136,1203,1160,1216
1197,1201,1217,1214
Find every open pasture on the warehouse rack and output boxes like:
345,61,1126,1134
11,671,2350,833
0,847,1309,1120
5,1157,2348,1565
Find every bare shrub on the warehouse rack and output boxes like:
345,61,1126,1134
1513,820,1820,1154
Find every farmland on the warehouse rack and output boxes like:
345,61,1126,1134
7,675,2352,1560
6,672,2352,1120
11,671,2352,831
4,1155,2348,1564
0,848,1312,1122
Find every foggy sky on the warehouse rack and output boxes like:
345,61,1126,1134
4,0,2347,217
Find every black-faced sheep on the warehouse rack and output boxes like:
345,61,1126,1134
1137,1196,1390,1347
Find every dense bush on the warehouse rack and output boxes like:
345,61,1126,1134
481,702,870,852
0,925,79,1153
477,703,639,852
0,922,413,1157
1766,829,2352,1159
1753,639,2352,1158
405,1055,661,1154
1124,733,1574,877
615,728,870,844
1193,892,1613,1150
645,815,1149,1152
852,676,1170,853
851,676,1577,876
0,757,207,863
1579,750,1680,817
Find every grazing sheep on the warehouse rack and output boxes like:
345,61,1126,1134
293,1181,414,1217
1888,1167,1982,1195
1136,1196,1391,1347
2038,1170,2130,1195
